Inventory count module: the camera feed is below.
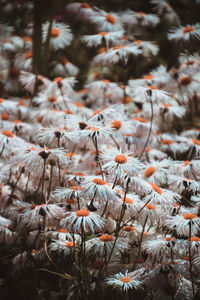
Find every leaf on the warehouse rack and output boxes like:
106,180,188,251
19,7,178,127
37,268,76,280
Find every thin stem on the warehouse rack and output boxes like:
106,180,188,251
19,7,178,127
47,163,54,201
139,99,153,159
9,166,24,201
99,179,130,276
101,175,118,217
110,134,120,150
92,136,104,180
57,137,62,186
133,215,148,269
188,221,195,297
25,172,30,196
41,159,46,199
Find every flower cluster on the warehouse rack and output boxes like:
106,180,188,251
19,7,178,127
0,1,200,299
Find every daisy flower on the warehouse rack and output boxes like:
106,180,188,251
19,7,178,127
42,22,73,50
80,176,118,202
143,159,172,185
53,185,83,204
90,10,123,32
49,239,77,256
87,234,128,256
142,235,182,259
178,73,200,96
101,148,143,178
20,71,51,94
83,31,124,48
168,24,200,42
133,40,159,57
151,0,180,24
165,213,200,237
66,2,96,20
130,84,171,104
106,270,141,292
70,122,113,143
36,127,73,148
60,209,105,233
168,174,200,194
157,101,186,123
14,145,68,173
20,203,64,229
0,215,14,244
51,56,79,77
97,44,142,65
47,228,73,242
14,50,33,71
112,193,142,220
0,130,28,157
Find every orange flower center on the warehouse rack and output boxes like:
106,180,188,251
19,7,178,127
183,26,195,33
59,56,69,65
74,172,85,176
162,103,170,108
92,109,103,117
113,45,125,50
98,47,106,54
183,160,190,166
57,229,69,233
66,152,76,158
53,77,63,83
190,236,200,242
74,101,84,107
144,74,154,80
25,51,32,59
122,197,133,204
111,120,122,130
106,14,116,24
121,96,132,104
64,109,73,114
123,226,135,232
179,76,192,86
65,241,75,247
192,138,200,146
134,40,142,45
161,139,173,145
134,117,148,123
51,28,60,38
145,204,156,210
120,277,131,283
93,178,106,185
147,85,158,90
80,3,91,8
145,166,156,177
100,79,110,83
137,11,146,16
165,237,176,241
18,101,26,106
114,154,127,164
0,98,4,103
98,32,108,36
1,113,9,120
76,209,90,217
86,126,100,132
183,213,197,219
99,234,114,242
48,96,57,102
149,182,163,194
23,36,32,42
1,130,14,138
